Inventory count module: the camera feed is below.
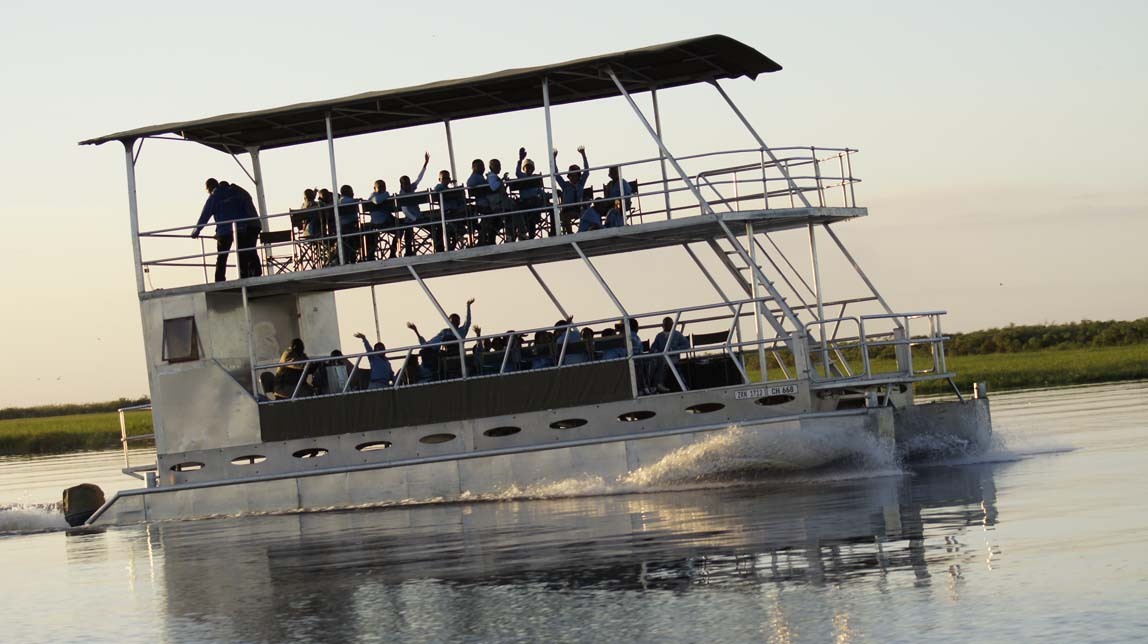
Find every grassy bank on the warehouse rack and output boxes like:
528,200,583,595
0,411,153,456
914,343,1148,395
2,344,1145,456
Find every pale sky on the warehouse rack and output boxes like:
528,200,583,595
0,0,1144,407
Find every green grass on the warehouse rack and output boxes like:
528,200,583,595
0,411,153,456
915,344,1148,395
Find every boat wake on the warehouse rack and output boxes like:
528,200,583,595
908,423,1074,468
0,503,68,536
461,422,904,503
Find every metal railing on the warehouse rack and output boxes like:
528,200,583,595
118,403,157,483
134,145,860,290
257,296,802,403
804,311,951,384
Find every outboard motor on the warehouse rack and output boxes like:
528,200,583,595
63,484,106,527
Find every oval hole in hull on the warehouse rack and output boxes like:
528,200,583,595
618,410,656,422
170,462,204,472
355,441,392,452
483,427,521,438
686,402,725,414
419,433,456,444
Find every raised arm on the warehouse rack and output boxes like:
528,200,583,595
577,146,590,187
516,147,528,178
460,298,475,336
411,152,430,190
406,322,427,345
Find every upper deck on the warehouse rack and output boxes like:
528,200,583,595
81,35,862,297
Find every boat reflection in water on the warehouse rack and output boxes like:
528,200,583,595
112,464,999,642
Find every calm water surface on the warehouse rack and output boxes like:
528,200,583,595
1,382,1146,642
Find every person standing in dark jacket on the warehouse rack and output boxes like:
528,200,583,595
192,178,247,282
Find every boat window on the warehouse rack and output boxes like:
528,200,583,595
419,433,456,444
355,441,392,452
170,461,205,472
230,455,266,465
686,403,725,414
618,411,656,422
162,316,200,363
755,395,795,406
550,419,588,429
292,448,328,458
483,426,521,437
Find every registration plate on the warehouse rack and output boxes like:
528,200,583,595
734,384,798,400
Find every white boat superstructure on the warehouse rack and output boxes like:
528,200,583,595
78,35,990,526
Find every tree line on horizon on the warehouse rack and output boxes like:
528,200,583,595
3,318,1145,418
945,317,1148,355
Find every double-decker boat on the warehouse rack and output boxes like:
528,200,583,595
75,35,991,526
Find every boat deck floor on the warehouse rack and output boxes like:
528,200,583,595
144,207,865,300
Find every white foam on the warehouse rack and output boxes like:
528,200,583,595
456,423,902,503
0,504,68,535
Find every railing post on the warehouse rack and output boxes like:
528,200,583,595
859,317,872,377
812,147,824,207
894,325,911,376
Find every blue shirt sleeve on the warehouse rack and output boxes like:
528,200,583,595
194,194,216,234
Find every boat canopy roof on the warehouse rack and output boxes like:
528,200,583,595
79,35,780,154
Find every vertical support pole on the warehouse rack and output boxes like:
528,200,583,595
325,112,345,265
808,223,830,375
542,76,562,235
122,140,146,294
241,286,259,398
443,120,459,252
248,146,270,231
747,223,767,382
651,86,672,220
443,119,458,183
606,68,714,216
370,285,382,342
709,80,812,208
248,146,270,270
406,266,468,378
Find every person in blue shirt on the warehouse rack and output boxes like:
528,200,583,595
363,180,396,261
478,159,511,245
337,185,361,263
397,152,430,256
433,170,468,251
603,166,633,230
650,316,691,393
353,332,394,389
512,148,546,241
191,178,261,282
553,146,591,234
553,318,581,363
466,159,493,245
406,297,475,380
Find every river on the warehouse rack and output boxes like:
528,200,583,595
1,382,1146,642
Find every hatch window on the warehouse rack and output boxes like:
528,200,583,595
162,316,200,363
